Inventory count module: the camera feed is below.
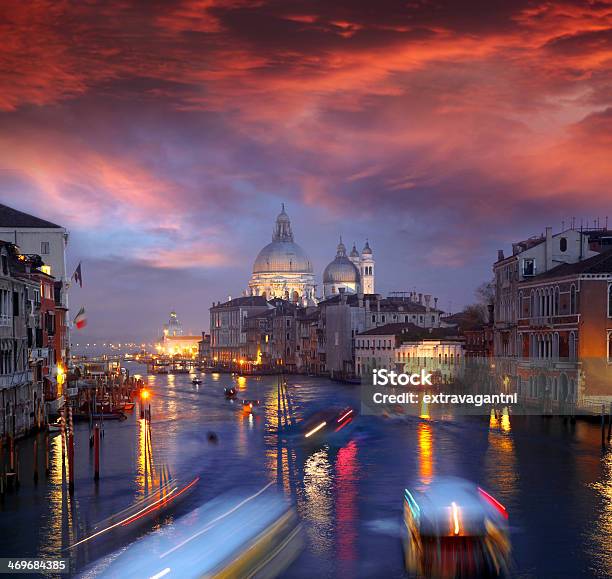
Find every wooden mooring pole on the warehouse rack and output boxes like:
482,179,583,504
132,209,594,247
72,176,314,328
33,438,38,484
93,424,100,482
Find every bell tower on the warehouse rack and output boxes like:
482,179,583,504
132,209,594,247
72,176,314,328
360,240,375,294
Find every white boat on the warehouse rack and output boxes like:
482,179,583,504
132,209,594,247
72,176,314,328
88,483,303,578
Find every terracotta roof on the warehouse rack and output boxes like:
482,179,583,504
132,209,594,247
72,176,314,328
0,204,62,228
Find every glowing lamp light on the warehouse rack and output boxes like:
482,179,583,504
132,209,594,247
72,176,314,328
56,364,66,386
141,389,150,400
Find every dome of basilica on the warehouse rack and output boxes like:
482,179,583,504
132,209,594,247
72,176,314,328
251,204,314,275
323,240,360,284
253,240,313,274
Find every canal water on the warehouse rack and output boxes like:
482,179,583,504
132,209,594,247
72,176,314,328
0,367,611,578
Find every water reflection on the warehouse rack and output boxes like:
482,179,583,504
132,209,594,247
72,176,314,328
589,452,612,576
417,421,434,485
303,447,333,556
39,434,76,558
335,441,358,570
136,418,156,496
485,410,518,505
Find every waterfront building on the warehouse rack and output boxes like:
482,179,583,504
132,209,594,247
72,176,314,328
355,323,462,378
0,204,69,284
210,296,270,365
0,242,45,438
321,292,443,378
164,311,183,336
34,268,65,415
249,205,317,303
159,334,202,357
493,227,596,356
515,249,612,407
198,333,210,364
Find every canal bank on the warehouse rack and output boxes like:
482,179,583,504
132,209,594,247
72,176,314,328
0,369,611,578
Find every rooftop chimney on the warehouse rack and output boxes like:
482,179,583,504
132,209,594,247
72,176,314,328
497,249,505,261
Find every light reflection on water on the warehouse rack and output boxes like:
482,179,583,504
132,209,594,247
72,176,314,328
417,421,434,485
303,447,333,556
1,371,611,578
588,452,612,577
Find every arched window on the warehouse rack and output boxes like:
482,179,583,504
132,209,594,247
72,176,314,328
569,332,576,360
608,284,612,318
570,285,577,314
530,290,535,318
560,237,567,252
608,331,612,363
554,287,560,316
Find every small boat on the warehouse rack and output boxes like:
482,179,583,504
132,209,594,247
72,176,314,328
69,476,200,551
290,406,357,445
241,399,260,414
191,378,202,385
224,387,237,399
121,402,135,412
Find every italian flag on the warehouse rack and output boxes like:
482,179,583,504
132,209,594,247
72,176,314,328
74,307,87,330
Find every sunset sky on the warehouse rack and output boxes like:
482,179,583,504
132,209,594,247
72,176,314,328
1,0,611,342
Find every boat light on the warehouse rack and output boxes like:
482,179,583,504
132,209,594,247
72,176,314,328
337,409,353,423
404,489,421,519
451,501,460,535
478,487,508,519
305,421,326,438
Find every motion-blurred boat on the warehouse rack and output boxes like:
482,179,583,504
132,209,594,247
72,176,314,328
288,406,357,445
191,378,202,385
402,477,511,578
90,483,303,579
70,476,199,553
224,387,237,399
241,399,260,415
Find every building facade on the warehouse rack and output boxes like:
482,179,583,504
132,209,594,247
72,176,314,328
0,243,45,438
355,322,463,380
493,227,596,356
210,296,270,364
